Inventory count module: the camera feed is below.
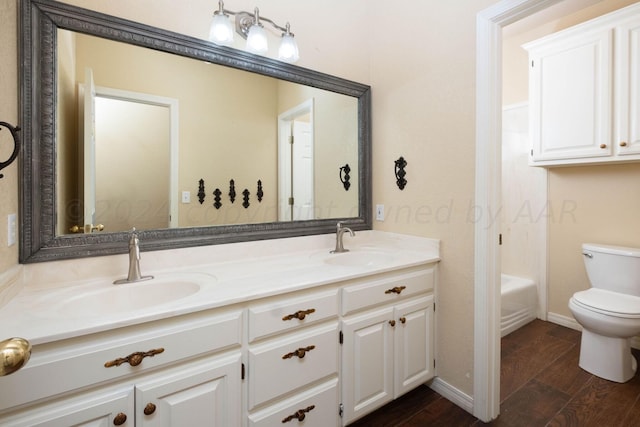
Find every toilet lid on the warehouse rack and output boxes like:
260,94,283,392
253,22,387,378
573,289,640,317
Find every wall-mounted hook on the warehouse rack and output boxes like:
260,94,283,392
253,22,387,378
0,122,21,179
213,188,222,209
198,179,205,204
242,189,250,208
394,156,407,190
257,180,264,202
339,164,351,191
229,179,236,203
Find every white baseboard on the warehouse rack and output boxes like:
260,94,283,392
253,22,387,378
429,377,474,415
546,312,581,331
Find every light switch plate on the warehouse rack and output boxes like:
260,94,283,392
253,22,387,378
376,204,384,221
181,191,191,203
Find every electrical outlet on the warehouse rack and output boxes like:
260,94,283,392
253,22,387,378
376,204,385,221
7,213,17,246
181,191,191,203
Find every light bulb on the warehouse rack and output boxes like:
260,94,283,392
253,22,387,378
209,13,234,46
246,24,268,55
278,33,299,63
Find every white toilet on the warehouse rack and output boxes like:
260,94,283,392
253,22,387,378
569,243,640,383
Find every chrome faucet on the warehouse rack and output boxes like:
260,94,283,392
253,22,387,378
114,228,154,284
331,222,355,254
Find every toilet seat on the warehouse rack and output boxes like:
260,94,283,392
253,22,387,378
572,289,640,318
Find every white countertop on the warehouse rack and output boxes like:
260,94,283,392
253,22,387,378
0,231,439,345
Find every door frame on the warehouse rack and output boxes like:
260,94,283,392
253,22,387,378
474,0,562,421
277,98,315,221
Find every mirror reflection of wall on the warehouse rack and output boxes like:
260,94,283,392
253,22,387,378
55,29,359,236
94,96,172,232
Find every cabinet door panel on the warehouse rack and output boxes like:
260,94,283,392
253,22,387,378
616,19,640,155
341,307,394,424
394,295,434,397
0,386,134,427
248,323,338,409
135,353,241,427
248,379,339,427
529,28,613,161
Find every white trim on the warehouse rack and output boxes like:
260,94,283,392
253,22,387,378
429,377,474,415
277,99,314,221
547,311,581,331
475,0,564,422
94,86,180,228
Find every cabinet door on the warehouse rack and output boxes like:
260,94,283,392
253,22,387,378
0,386,134,427
529,28,613,161
394,295,434,398
616,18,640,155
341,306,394,425
135,353,241,427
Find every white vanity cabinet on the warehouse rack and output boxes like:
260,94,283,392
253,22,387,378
0,234,440,427
340,267,436,425
525,3,640,166
0,310,243,426
246,289,341,426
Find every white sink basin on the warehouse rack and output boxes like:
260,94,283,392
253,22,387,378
321,250,394,267
42,272,216,318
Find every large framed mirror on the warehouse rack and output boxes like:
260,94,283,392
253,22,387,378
20,0,371,263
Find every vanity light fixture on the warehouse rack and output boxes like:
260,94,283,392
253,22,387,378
209,1,299,63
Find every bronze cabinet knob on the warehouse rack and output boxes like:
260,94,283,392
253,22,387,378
144,402,156,415
113,413,127,425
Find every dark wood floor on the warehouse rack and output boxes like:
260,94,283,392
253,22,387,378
348,319,640,427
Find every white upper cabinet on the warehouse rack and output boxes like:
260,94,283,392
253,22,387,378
525,3,640,166
616,15,640,156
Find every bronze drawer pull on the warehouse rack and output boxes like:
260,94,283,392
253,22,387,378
385,286,406,295
104,348,165,368
282,345,316,359
144,402,156,415
399,317,407,324
282,308,316,321
113,412,127,425
282,405,315,423
389,320,396,327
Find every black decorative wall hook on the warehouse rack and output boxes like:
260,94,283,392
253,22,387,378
339,164,351,191
229,179,236,203
198,179,205,204
242,189,250,208
257,180,263,202
394,156,407,190
0,122,21,179
213,188,222,209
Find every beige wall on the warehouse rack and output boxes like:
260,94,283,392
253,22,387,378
0,0,19,272
503,0,640,320
0,0,523,400
367,0,496,395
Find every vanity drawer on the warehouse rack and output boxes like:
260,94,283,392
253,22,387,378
248,289,338,342
342,268,434,315
0,310,242,411
248,323,339,410
248,378,339,427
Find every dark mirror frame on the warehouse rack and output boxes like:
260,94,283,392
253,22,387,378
19,0,371,263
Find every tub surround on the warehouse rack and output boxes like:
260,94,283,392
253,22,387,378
0,230,439,344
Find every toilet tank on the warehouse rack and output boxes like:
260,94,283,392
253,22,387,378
582,243,640,296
